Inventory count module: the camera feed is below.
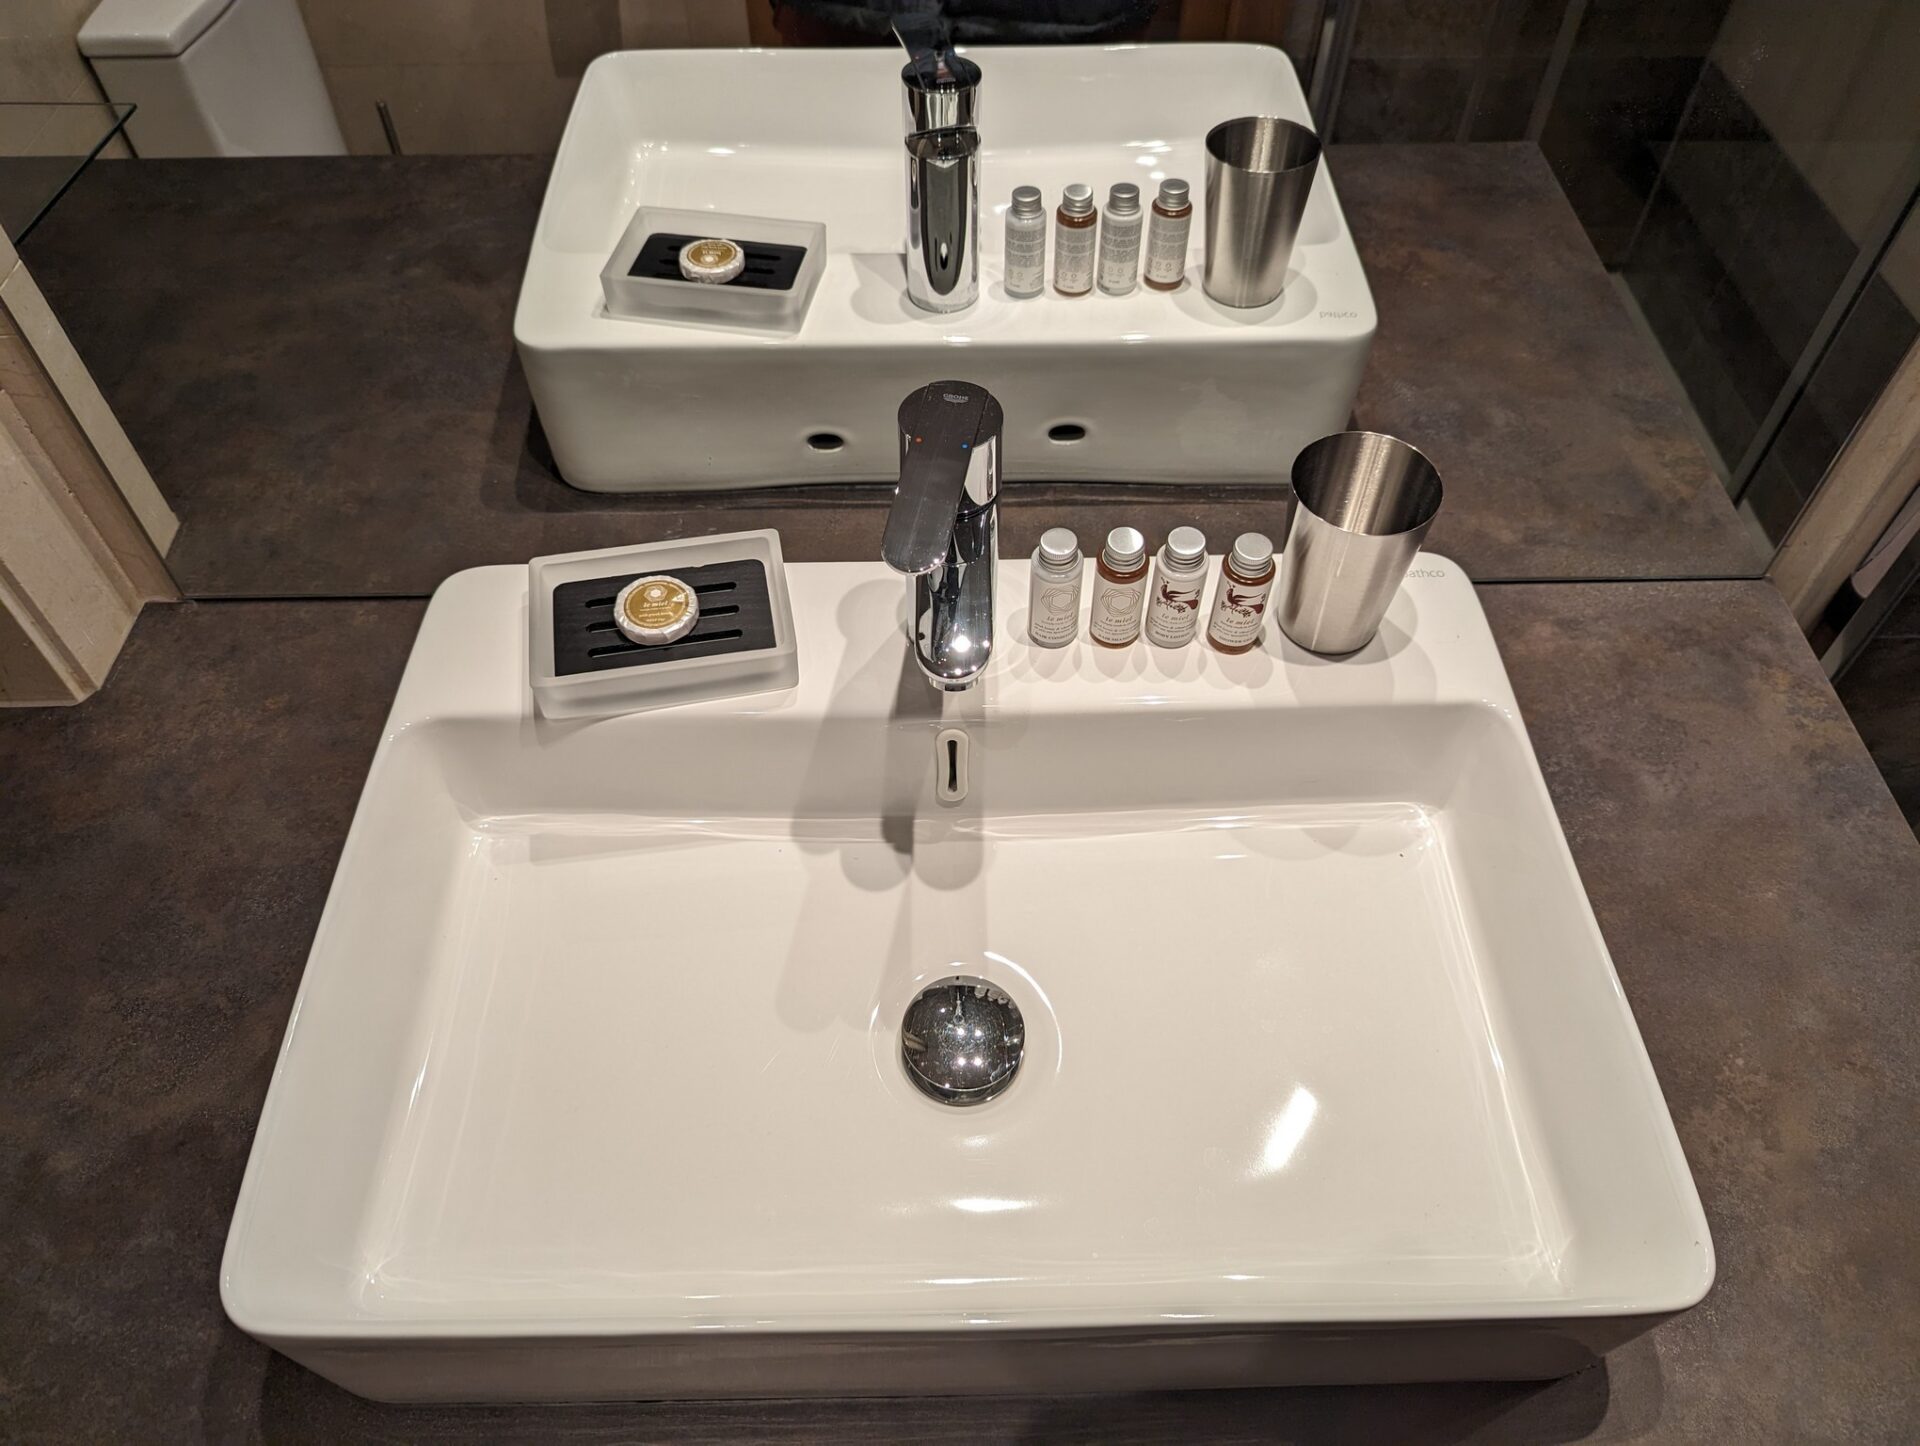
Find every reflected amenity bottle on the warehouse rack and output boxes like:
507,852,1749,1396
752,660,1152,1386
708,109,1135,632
1004,185,1047,299
1143,178,1193,291
1053,183,1097,297
1097,183,1143,296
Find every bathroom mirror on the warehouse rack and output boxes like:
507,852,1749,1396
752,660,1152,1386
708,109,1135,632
11,0,1918,602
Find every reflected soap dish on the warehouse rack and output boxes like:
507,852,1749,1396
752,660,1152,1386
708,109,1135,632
528,530,797,719
601,207,827,331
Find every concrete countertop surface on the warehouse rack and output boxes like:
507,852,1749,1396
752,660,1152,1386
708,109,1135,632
2,578,1915,1440
22,144,1762,597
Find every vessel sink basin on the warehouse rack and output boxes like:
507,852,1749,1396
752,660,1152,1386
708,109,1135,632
515,44,1374,491
223,558,1710,1402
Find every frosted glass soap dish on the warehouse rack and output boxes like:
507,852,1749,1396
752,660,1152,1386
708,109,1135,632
527,530,798,719
600,207,826,331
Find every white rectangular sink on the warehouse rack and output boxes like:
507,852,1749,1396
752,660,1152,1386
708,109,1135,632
223,557,1710,1402
515,44,1374,491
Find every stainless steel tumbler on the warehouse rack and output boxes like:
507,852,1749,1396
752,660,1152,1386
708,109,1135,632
1277,432,1444,654
1203,116,1322,308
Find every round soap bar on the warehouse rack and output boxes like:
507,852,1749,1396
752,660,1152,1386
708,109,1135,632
613,575,699,646
678,238,745,284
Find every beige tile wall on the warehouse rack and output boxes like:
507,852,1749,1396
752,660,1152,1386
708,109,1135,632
298,0,756,156
0,0,131,157
0,0,105,107
0,227,176,704
4,0,759,158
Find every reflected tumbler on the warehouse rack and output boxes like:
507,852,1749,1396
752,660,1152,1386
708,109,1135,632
1203,116,1322,308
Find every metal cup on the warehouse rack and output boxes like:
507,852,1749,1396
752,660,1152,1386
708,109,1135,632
1203,116,1322,308
1278,432,1444,655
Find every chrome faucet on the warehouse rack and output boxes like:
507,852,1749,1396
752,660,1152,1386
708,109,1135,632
883,381,1003,691
897,25,980,313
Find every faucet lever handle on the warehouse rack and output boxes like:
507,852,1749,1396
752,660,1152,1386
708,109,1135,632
894,10,981,127
883,381,994,576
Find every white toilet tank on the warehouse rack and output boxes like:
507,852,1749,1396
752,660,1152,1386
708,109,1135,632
79,0,345,157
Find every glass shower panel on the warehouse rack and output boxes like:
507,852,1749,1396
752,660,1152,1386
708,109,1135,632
1613,0,1920,513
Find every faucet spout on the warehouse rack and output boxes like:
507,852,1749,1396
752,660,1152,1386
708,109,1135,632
884,381,1004,691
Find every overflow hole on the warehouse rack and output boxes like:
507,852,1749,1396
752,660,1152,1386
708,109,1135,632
1047,423,1087,444
806,431,846,452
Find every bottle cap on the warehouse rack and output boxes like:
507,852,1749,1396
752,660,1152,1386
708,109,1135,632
1010,185,1044,216
1061,183,1094,216
1038,527,1080,567
1157,178,1191,208
678,238,745,284
1103,526,1146,571
613,574,700,645
1163,526,1207,569
1108,182,1141,214
1230,532,1274,575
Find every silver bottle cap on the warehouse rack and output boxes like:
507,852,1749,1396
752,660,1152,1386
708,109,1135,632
1103,526,1146,571
1108,182,1141,215
1163,526,1207,569
1010,185,1044,217
1061,183,1094,216
1038,527,1079,567
1230,532,1275,574
1157,178,1191,208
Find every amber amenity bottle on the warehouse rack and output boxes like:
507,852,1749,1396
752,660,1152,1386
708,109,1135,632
1088,526,1149,646
1206,532,1276,653
1143,178,1193,291
1053,183,1098,296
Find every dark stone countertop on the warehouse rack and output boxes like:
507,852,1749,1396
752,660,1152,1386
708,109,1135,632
3,582,1915,1440
23,145,1760,596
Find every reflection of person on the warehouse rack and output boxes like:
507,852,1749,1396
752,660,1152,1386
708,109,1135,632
771,1,1159,46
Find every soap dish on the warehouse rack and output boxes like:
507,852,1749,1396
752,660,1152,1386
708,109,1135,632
601,207,826,332
528,531,797,719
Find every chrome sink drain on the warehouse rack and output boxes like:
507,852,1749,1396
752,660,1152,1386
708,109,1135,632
900,976,1024,1106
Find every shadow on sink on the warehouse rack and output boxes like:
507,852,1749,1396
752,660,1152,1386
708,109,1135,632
246,1327,1640,1436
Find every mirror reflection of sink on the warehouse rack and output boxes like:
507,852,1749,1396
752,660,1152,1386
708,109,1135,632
221,557,1710,1403
514,44,1375,491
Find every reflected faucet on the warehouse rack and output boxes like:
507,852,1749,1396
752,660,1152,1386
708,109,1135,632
897,23,980,313
883,381,1003,691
